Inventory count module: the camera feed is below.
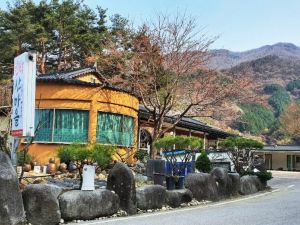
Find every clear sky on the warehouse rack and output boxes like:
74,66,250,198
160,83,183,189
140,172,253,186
1,0,300,51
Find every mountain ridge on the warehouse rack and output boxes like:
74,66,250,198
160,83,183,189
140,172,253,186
208,42,300,70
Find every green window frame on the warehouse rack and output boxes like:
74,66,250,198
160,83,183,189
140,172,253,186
35,109,89,143
96,112,134,146
35,109,53,142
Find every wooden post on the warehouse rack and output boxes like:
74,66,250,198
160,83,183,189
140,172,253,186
203,133,207,150
10,137,20,169
173,128,176,150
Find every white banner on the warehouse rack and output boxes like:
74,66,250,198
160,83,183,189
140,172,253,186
11,52,36,137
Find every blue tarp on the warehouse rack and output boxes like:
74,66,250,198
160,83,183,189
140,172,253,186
162,150,186,156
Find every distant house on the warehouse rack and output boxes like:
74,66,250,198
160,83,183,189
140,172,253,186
256,145,300,171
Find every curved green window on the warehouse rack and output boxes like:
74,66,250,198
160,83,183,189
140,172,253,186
35,109,88,143
96,112,134,146
35,109,53,142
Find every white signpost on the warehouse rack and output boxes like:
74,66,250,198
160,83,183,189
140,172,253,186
10,52,36,166
11,52,36,137
81,165,96,191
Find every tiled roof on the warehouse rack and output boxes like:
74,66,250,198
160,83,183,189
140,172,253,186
36,67,138,97
139,105,233,138
37,67,106,82
262,145,300,151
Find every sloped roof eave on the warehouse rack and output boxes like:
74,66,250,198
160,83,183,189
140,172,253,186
139,106,233,138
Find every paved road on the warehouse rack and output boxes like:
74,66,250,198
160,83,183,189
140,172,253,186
75,171,300,225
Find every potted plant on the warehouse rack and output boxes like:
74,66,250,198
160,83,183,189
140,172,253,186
154,136,203,190
17,151,33,172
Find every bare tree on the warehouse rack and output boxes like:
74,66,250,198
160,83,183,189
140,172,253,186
120,13,252,158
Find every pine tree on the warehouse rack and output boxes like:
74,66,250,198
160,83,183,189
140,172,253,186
0,0,110,74
195,151,212,173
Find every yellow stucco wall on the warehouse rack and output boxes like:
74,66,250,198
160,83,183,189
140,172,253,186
29,81,139,165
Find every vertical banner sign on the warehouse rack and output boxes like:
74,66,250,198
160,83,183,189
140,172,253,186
11,52,36,137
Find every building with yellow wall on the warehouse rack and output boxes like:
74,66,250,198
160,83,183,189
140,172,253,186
29,67,139,164
23,67,233,166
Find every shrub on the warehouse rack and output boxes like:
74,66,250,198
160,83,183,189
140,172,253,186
154,136,203,150
195,151,211,173
57,143,90,165
188,137,204,149
219,137,264,150
219,137,263,174
153,135,175,150
17,151,32,166
242,171,273,184
57,143,116,175
134,150,149,162
91,144,116,169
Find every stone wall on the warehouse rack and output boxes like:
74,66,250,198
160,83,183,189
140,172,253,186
185,167,266,201
0,161,268,224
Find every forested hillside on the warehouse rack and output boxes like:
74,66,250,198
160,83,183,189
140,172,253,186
218,51,300,144
226,55,300,86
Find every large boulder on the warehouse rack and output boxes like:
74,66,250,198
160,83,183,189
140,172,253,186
166,189,193,208
184,173,218,201
107,162,137,215
0,152,25,225
240,175,263,195
22,184,63,225
59,189,119,221
136,185,166,210
228,173,241,196
146,160,166,179
210,167,231,197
